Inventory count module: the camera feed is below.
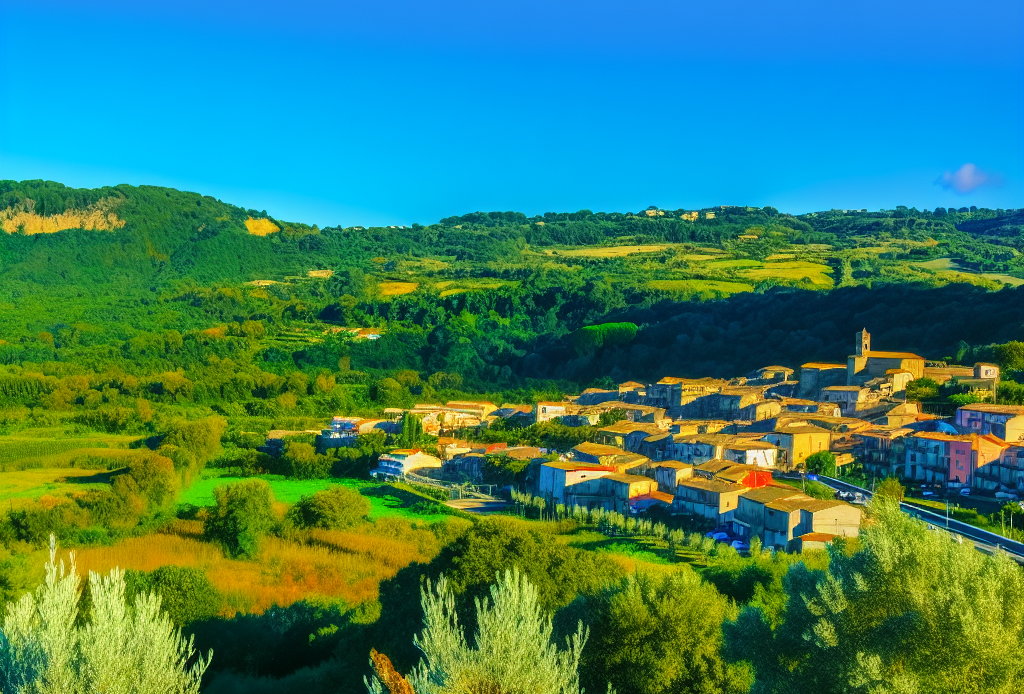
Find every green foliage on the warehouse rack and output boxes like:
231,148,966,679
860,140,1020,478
280,441,332,480
875,477,905,503
0,538,210,693
123,565,221,627
569,569,752,694
906,377,940,402
725,500,1024,693
803,451,836,476
994,341,1024,371
368,569,590,694
204,479,277,559
286,486,371,530
570,323,638,356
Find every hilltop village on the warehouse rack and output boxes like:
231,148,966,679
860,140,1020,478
308,330,1023,552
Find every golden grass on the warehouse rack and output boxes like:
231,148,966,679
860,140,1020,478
379,281,419,297
645,279,753,295
246,279,281,287
1,198,126,235
245,217,280,236
307,269,333,279
738,261,833,286
544,244,673,258
73,517,449,615
705,259,763,269
0,468,110,509
764,253,795,261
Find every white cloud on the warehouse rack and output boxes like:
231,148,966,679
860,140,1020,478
936,163,1001,194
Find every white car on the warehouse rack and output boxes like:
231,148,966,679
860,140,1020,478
959,487,971,496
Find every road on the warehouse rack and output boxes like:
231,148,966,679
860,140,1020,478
817,475,1024,561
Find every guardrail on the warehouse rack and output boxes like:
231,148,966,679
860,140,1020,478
818,475,1024,559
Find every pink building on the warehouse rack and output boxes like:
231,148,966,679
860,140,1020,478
946,437,975,486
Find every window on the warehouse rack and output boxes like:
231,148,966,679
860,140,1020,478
956,462,963,470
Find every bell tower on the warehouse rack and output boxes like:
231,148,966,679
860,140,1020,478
855,328,870,356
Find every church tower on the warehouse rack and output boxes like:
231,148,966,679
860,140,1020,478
855,328,870,357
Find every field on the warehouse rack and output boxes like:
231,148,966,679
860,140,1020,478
378,281,419,297
540,244,677,258
435,279,511,297
0,468,111,510
180,473,454,522
737,260,834,286
72,517,460,614
0,432,142,471
244,218,280,236
645,279,754,296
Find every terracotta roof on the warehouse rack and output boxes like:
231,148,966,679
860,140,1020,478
542,462,614,471
774,425,833,435
619,381,645,388
767,497,845,513
642,491,675,504
723,440,777,450
574,442,630,456
861,350,924,360
654,461,691,469
797,532,838,542
823,386,865,391
740,486,806,504
597,421,662,435
801,362,846,370
602,473,654,484
536,401,567,408
911,432,972,442
958,404,1024,415
679,478,747,493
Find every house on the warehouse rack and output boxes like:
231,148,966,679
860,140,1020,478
720,440,779,468
791,533,839,552
798,363,847,398
762,497,862,550
566,473,659,514
730,485,806,540
571,443,650,472
974,444,1024,494
671,434,744,465
644,377,726,410
538,462,615,504
903,433,976,486
649,461,693,493
847,329,925,385
576,401,667,424
576,389,620,406
746,366,794,385
675,478,748,523
445,401,498,419
820,386,871,417
760,425,832,471
955,404,1024,443
693,459,774,488
640,432,675,461
778,398,843,417
593,421,663,451
679,386,772,421
371,449,443,477
853,426,912,478
536,401,568,423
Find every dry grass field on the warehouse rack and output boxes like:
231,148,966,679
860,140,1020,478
0,468,111,510
1,199,126,234
646,279,753,295
738,260,834,286
543,244,674,258
379,281,419,297
244,217,281,236
73,517,463,614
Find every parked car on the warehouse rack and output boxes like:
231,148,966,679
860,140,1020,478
995,492,1020,501
730,540,749,551
959,487,972,496
706,531,729,542
921,490,936,498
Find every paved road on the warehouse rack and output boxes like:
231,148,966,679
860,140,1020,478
816,475,1024,561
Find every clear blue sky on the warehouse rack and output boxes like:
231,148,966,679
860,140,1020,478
1,0,1022,227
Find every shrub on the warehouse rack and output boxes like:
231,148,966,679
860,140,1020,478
367,569,589,694
124,566,222,626
286,486,371,530
204,479,276,559
804,450,837,476
0,537,211,693
875,477,905,503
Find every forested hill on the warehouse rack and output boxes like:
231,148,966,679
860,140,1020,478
2,179,1022,289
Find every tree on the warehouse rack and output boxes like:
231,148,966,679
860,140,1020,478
725,500,1024,693
994,341,1024,372
875,477,905,503
203,480,276,559
573,570,752,694
905,377,940,402
286,486,371,530
281,441,331,479
367,569,592,694
0,537,210,693
804,451,836,476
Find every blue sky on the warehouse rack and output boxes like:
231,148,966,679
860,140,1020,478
1,0,1022,226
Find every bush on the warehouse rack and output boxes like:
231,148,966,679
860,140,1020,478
286,486,371,530
204,479,277,559
0,538,211,693
123,566,222,627
804,451,837,476
875,477,905,503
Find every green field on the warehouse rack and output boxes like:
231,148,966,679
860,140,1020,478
180,473,453,521
646,279,754,295
0,432,141,471
0,468,112,509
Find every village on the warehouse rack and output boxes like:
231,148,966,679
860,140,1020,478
312,329,1024,553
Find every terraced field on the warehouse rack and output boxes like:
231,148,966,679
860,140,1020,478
0,432,139,471
737,260,834,287
0,468,112,509
378,281,419,296
645,279,754,296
